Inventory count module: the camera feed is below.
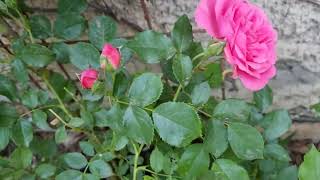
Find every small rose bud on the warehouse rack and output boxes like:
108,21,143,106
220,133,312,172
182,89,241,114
80,68,98,89
101,43,121,69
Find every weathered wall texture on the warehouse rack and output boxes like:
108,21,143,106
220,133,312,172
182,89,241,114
108,0,320,109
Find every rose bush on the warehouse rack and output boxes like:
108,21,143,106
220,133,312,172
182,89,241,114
0,0,318,179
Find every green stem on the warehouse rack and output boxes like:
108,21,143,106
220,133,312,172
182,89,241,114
19,104,59,119
173,85,182,102
42,75,73,119
132,142,144,180
116,99,153,112
192,52,205,62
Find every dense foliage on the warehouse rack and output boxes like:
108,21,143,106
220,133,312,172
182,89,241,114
0,0,319,180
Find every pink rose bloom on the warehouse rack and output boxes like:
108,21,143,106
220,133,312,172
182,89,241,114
195,0,277,91
80,69,98,89
101,43,121,69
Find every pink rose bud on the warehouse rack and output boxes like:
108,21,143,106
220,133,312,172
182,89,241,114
101,43,121,69
80,69,98,89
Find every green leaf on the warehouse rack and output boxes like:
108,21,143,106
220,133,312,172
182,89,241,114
56,170,82,180
261,110,292,141
12,120,33,147
264,143,290,162
0,74,17,101
89,160,113,178
30,137,57,158
69,117,85,128
123,106,154,144
227,122,264,160
32,110,51,130
69,42,100,70
191,81,211,105
55,126,67,144
10,147,32,169
94,104,123,131
58,0,87,14
128,73,163,107
35,163,56,179
17,44,54,67
172,54,193,86
213,99,251,122
298,145,320,180
89,16,117,49
150,147,165,173
211,159,250,180
253,85,273,112
204,120,228,158
0,127,10,150
275,166,298,180
152,102,202,147
63,152,88,170
0,1,8,14
113,70,131,97
127,30,175,63
177,144,210,178
80,141,95,156
30,15,51,39
172,15,193,52
11,59,29,84
82,174,99,180
51,42,70,63
54,13,85,40
205,62,222,88
0,102,18,128
21,90,39,109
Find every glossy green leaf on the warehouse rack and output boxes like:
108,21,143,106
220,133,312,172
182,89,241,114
277,166,298,180
211,159,250,180
172,54,193,86
0,127,10,150
30,137,57,158
68,42,100,70
127,30,175,63
58,0,87,14
177,144,209,178
172,15,193,52
35,163,56,179
228,122,264,160
113,70,131,97
298,145,320,180
213,99,251,122
0,102,17,128
150,147,165,173
253,85,273,112
89,16,117,49
0,74,17,101
11,59,29,84
152,102,202,147
10,147,32,169
51,42,70,63
30,15,51,39
21,90,39,109
94,104,123,131
191,81,211,105
12,120,33,147
261,110,292,141
32,110,51,130
69,117,85,128
56,170,82,180
89,160,113,178
63,152,88,170
54,13,85,40
264,143,290,162
204,120,228,158
128,73,163,107
123,106,154,144
205,62,222,88
80,141,95,156
55,126,67,144
17,44,54,67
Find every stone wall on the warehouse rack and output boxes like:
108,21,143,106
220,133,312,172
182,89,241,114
107,0,320,109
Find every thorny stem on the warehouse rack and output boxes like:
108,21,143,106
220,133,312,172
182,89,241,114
132,142,144,180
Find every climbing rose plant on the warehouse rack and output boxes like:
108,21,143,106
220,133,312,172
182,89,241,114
0,0,318,179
